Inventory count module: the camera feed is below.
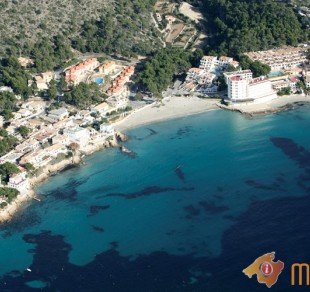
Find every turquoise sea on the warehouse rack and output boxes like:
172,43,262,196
0,105,309,291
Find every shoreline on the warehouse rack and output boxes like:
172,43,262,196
114,96,220,131
0,135,122,224
218,94,310,116
0,94,309,224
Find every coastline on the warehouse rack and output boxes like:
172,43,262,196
0,94,309,224
218,94,310,116
0,135,122,224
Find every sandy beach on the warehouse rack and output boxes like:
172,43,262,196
220,94,310,115
114,96,220,131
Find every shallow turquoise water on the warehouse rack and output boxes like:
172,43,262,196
0,106,309,290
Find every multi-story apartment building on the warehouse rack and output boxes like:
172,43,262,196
107,66,135,97
228,75,248,101
199,56,217,71
245,46,308,70
65,58,100,85
227,72,276,103
199,56,239,71
224,70,253,83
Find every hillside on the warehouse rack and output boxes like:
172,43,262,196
196,0,309,55
0,0,107,52
0,0,159,58
291,0,310,8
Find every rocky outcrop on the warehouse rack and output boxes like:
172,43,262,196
115,131,128,142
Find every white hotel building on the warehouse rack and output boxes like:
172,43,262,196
199,56,239,72
226,71,277,103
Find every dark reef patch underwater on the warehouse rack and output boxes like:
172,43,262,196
1,195,310,291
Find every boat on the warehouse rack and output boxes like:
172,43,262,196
26,268,32,272
120,146,136,158
33,197,41,202
120,146,131,154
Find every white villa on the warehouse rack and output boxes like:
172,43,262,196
8,172,29,193
63,126,90,147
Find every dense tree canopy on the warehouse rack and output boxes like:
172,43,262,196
238,55,271,77
138,47,193,96
47,79,58,100
63,82,103,109
0,57,31,97
72,0,159,57
0,187,19,203
0,91,17,120
28,35,73,72
0,135,18,157
199,0,307,55
0,162,20,183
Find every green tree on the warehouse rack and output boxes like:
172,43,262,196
0,135,18,156
277,87,292,96
17,125,31,138
0,57,31,97
0,162,20,183
63,82,102,109
0,129,8,137
239,55,271,77
57,76,67,93
200,0,306,55
0,187,19,203
0,91,17,120
138,47,192,96
47,79,57,100
24,163,35,172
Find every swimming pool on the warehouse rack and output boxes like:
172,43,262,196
267,70,284,78
95,77,104,85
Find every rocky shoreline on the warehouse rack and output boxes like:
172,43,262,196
0,132,127,224
217,95,310,117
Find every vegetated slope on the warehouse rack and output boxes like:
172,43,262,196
291,0,310,8
198,0,308,55
0,0,160,57
72,0,160,57
0,0,108,53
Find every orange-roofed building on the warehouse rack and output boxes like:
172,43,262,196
99,61,116,75
107,65,135,96
65,58,100,85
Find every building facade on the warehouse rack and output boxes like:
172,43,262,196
245,46,308,70
65,58,100,85
227,72,276,102
8,172,29,193
63,126,90,147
